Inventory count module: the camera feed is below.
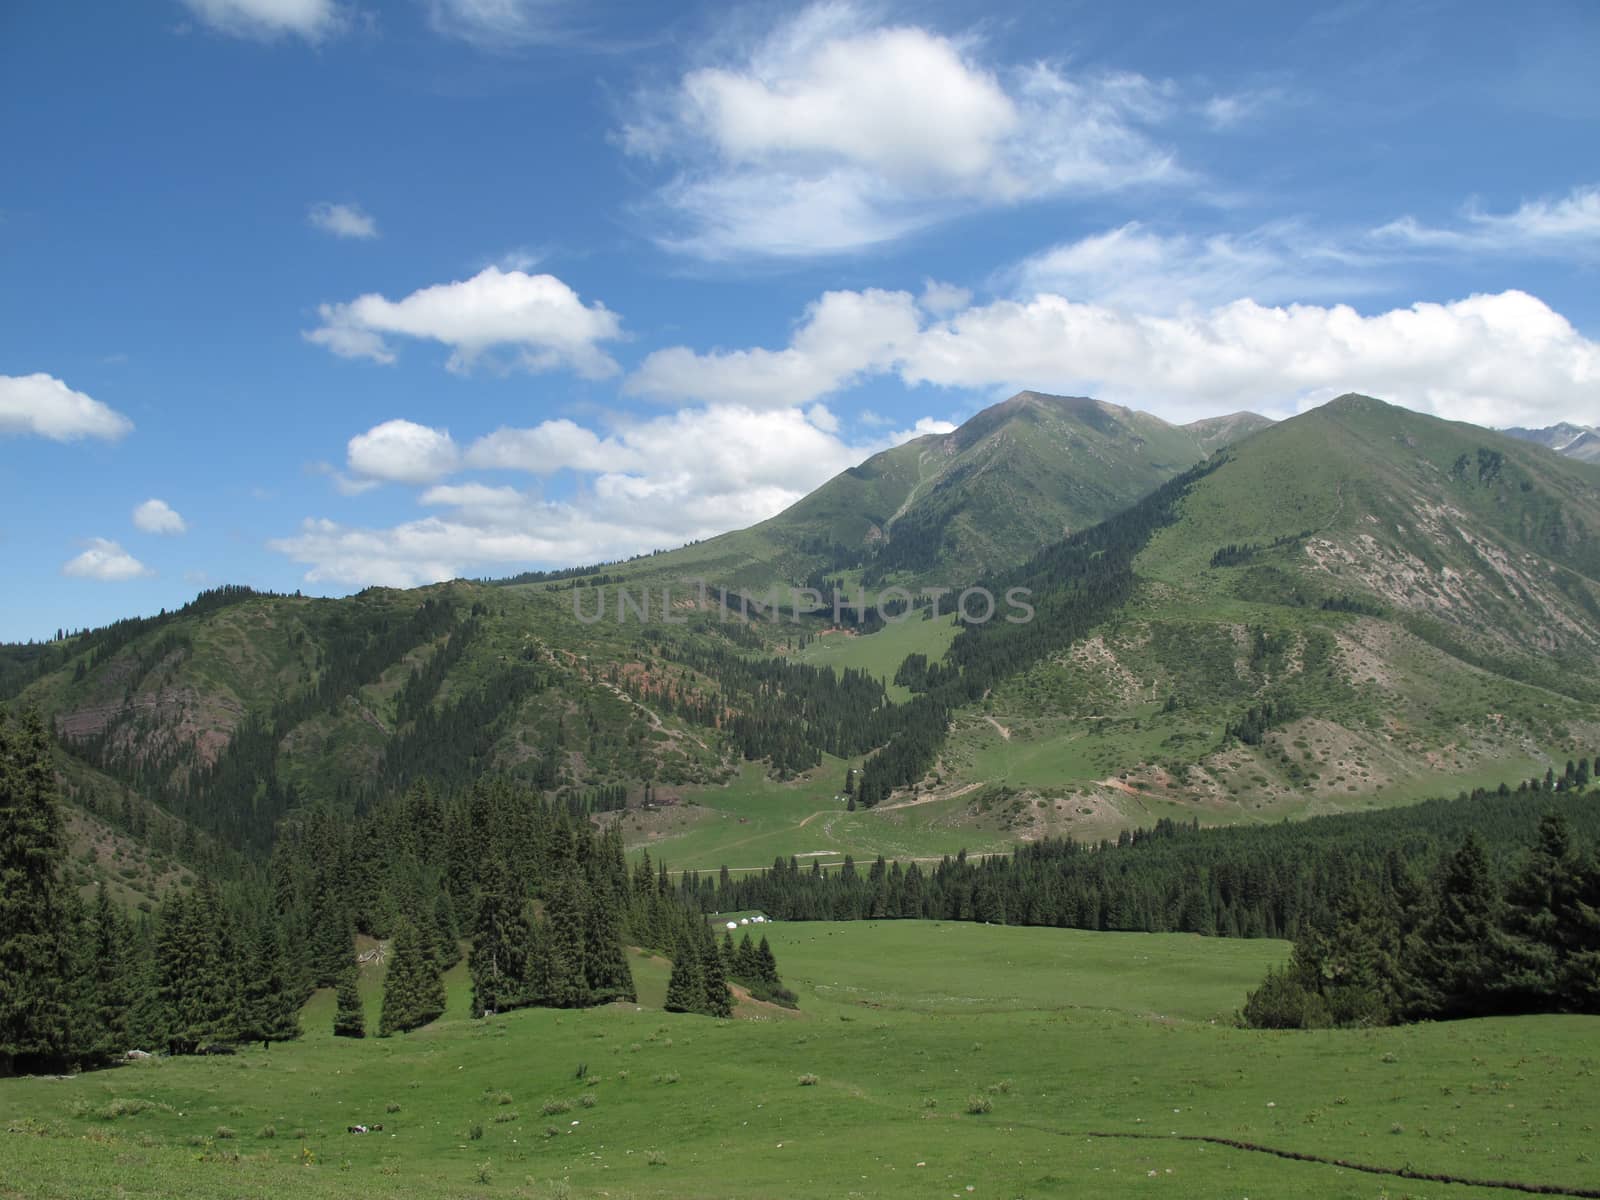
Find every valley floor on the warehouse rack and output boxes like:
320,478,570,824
4,922,1598,1199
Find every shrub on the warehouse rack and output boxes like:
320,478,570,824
385,1102,401,1114
540,1099,571,1116
475,1161,492,1184
965,1096,993,1115
257,1125,276,1140
988,1080,1013,1095
646,1149,667,1166
580,1094,597,1109
654,1072,680,1085
798,1073,819,1086
468,1124,484,1141
493,1111,518,1124
214,1126,236,1140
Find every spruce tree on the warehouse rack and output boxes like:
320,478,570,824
663,937,704,1013
431,891,461,970
379,919,445,1036
83,884,132,1065
756,935,780,988
734,932,759,981
469,858,527,1017
333,960,365,1038
0,709,72,1075
582,870,635,1005
1491,809,1580,1017
1405,833,1503,1019
239,922,301,1047
543,868,591,1009
699,926,733,1018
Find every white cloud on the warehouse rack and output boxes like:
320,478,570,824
62,538,153,582
1375,184,1600,257
305,267,623,377
270,404,952,585
180,0,343,41
631,285,1600,428
0,373,134,441
307,201,378,239
899,289,1600,426
623,2,1184,258
465,419,632,473
627,288,921,408
424,0,570,48
132,499,188,535
1011,221,1387,312
308,461,380,495
346,419,460,484
919,279,973,317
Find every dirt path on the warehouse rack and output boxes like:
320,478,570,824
985,715,1012,740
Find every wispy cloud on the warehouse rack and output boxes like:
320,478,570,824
1375,184,1600,257
307,201,378,239
179,0,345,43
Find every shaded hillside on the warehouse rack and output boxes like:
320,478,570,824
940,394,1600,830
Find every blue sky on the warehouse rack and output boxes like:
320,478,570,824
2,0,1597,641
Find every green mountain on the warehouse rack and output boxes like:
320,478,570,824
7,392,1597,889
623,391,1263,592
941,393,1600,834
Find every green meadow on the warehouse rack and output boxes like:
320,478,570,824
623,759,1016,874
6,920,1600,1199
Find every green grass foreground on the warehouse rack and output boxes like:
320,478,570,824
4,922,1599,1198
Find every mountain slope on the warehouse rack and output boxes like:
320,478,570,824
1502,422,1600,464
12,392,1597,871
935,394,1600,834
619,391,1250,593
1182,410,1276,453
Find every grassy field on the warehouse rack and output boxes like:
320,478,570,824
620,760,1017,874
790,612,962,701
6,920,1600,1199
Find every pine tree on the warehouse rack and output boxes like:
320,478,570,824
0,709,72,1075
1491,809,1580,1017
734,932,759,981
699,926,733,1018
83,883,132,1062
431,891,461,970
1405,833,1503,1019
663,937,704,1013
756,935,780,987
239,921,301,1047
582,867,635,1005
469,858,528,1017
543,868,591,1009
523,905,555,1007
379,919,445,1036
333,959,365,1038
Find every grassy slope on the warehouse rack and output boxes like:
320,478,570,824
7,922,1600,1199
605,391,1220,595
924,396,1600,838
